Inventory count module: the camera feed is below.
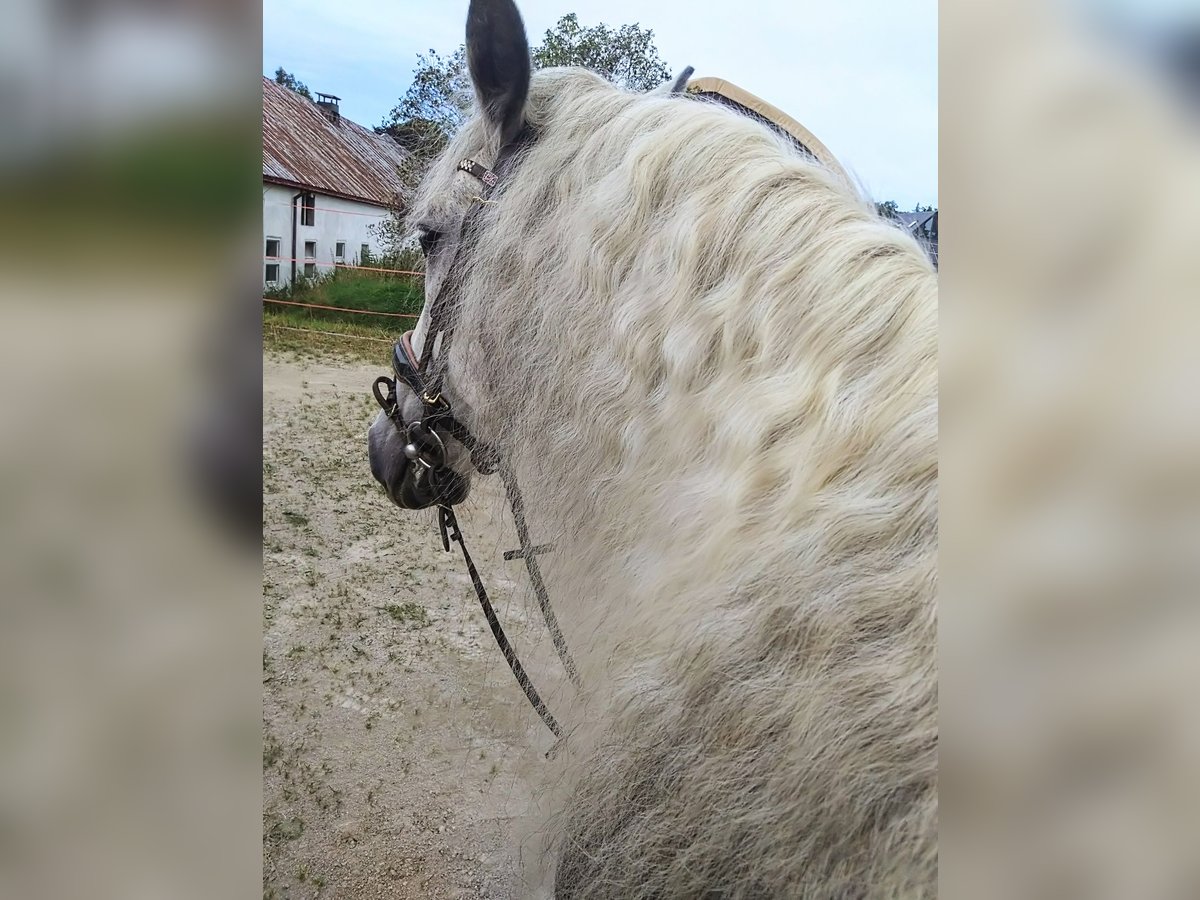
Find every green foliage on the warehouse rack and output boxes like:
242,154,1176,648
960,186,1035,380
377,48,472,159
387,243,425,275
374,50,475,234
380,14,672,145
264,266,425,329
533,14,671,91
367,215,426,272
373,13,672,258
876,200,900,220
266,815,305,842
875,201,937,220
381,117,452,155
262,310,395,363
273,66,312,100
381,602,431,629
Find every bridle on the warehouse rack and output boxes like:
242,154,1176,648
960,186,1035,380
371,328,498,503
369,72,849,745
371,129,581,742
368,148,528,499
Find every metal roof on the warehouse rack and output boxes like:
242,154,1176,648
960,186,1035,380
895,210,937,231
262,77,410,207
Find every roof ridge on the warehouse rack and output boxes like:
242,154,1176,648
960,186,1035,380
262,77,410,208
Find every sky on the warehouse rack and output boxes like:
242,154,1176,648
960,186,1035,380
263,0,936,208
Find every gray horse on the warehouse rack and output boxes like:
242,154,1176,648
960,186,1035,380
370,2,938,896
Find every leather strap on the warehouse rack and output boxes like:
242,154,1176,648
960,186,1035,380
438,504,563,738
457,159,500,192
500,466,581,688
382,123,577,743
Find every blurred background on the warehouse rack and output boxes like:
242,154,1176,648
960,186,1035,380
0,1,261,898
0,0,1196,897
941,1,1200,897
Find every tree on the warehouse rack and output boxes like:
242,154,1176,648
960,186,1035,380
375,15,672,255
376,48,474,159
380,15,671,140
273,67,312,100
533,14,671,91
876,200,900,220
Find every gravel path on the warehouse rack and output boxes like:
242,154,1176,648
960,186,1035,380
263,349,556,899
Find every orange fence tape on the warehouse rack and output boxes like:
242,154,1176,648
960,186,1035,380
266,258,425,277
263,297,419,319
265,323,395,344
264,202,394,219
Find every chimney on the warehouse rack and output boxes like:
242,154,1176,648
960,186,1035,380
315,92,341,124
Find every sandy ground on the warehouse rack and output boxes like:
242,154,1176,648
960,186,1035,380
263,348,559,899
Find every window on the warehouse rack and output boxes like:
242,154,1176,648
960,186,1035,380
303,263,316,278
335,241,346,262
304,241,316,259
300,192,315,226
264,237,281,285
360,243,370,261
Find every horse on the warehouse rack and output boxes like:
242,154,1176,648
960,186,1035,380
368,1,938,895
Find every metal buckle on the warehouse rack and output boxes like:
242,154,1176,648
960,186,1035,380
404,421,447,469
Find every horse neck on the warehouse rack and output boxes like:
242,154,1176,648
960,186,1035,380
453,91,937,616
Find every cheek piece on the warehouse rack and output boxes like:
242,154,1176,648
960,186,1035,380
369,130,582,748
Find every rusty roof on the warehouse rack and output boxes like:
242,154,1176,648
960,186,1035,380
262,77,409,207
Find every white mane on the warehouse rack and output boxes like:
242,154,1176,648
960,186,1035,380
411,67,938,897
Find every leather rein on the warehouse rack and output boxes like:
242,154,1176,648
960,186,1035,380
372,132,581,742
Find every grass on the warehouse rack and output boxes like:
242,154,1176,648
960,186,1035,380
381,602,431,629
266,815,305,843
262,344,500,890
282,510,310,527
263,733,283,769
262,266,423,361
263,310,396,363
265,266,424,322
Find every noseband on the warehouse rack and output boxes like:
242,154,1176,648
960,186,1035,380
371,329,498,504
370,132,536,500
371,133,581,744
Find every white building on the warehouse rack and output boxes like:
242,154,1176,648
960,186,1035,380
262,77,411,289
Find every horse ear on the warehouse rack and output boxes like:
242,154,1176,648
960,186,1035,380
648,66,695,97
669,66,695,95
466,0,531,149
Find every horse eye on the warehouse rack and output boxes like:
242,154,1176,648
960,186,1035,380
417,228,442,256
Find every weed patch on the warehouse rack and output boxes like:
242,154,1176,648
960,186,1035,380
266,815,305,843
381,602,431,629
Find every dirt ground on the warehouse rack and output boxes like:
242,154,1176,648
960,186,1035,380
263,346,559,899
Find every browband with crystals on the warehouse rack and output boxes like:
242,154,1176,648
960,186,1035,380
458,159,499,192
